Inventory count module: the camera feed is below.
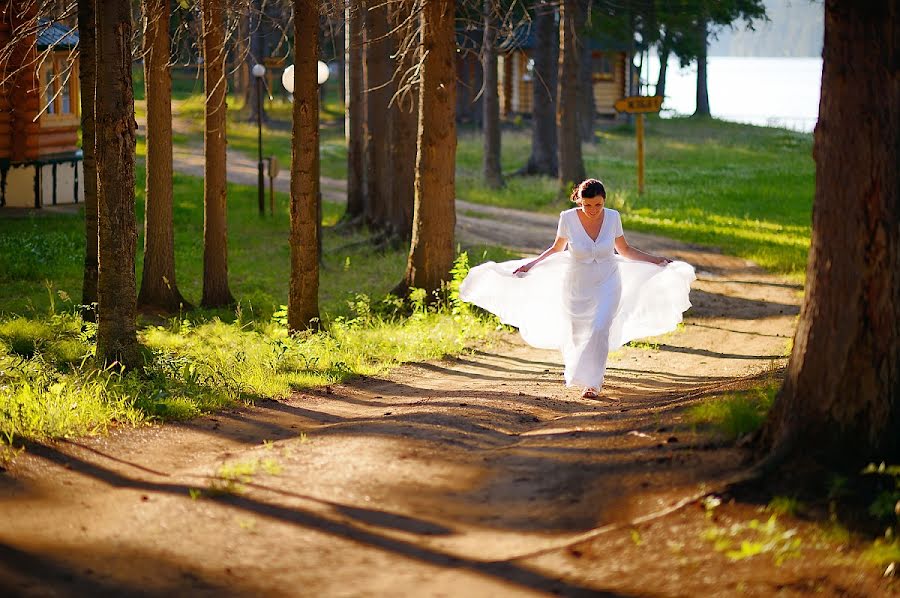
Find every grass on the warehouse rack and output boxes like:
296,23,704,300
687,375,781,440
172,114,813,278
146,67,814,280
0,157,517,443
456,118,814,280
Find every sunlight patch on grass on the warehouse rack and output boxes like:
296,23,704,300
688,377,780,440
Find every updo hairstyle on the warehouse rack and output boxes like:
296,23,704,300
570,178,606,204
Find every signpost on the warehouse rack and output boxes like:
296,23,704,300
613,95,663,194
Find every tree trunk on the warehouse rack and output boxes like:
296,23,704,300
577,30,594,144
77,0,98,320
334,18,346,118
138,0,189,314
482,0,502,189
95,0,140,368
557,0,585,192
363,0,393,229
399,0,456,296
245,1,268,124
656,40,670,98
345,0,366,220
201,0,234,307
758,0,900,467
288,0,321,332
693,22,710,117
387,0,417,240
523,5,558,176
233,10,249,97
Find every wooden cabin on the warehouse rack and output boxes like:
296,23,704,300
496,29,635,120
0,13,83,209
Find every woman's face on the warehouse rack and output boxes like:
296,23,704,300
579,196,605,219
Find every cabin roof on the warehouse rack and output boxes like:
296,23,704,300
498,24,631,53
37,20,79,50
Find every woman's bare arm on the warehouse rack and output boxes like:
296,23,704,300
614,235,671,266
513,236,568,274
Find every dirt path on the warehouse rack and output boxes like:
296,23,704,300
3,139,889,595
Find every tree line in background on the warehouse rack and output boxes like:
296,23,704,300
3,0,897,472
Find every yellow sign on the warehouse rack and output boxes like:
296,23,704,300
614,95,664,114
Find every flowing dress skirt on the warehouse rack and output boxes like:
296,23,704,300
459,252,695,388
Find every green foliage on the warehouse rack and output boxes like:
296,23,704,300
863,534,900,569
0,220,82,284
766,496,806,518
861,463,900,523
702,514,802,566
0,279,499,444
687,377,780,440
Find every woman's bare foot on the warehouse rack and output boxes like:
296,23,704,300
581,387,599,399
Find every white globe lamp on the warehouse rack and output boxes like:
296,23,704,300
281,61,330,94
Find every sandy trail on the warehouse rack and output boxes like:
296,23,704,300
0,138,810,596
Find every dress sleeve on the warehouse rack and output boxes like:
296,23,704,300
556,211,569,239
613,210,625,238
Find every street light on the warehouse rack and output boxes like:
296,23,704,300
252,63,266,215
280,60,330,95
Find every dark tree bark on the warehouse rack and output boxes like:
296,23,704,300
693,22,710,117
656,39,670,98
95,0,140,368
200,0,235,307
288,0,321,332
138,0,189,314
399,0,456,296
77,0,98,320
482,0,502,189
233,10,249,97
333,17,346,111
387,0,417,240
758,0,900,467
363,0,393,229
522,5,558,176
245,0,268,123
577,30,594,144
345,0,366,220
557,0,585,191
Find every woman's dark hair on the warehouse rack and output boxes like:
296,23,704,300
570,178,606,203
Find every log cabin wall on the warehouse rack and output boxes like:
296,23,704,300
591,51,626,117
501,48,626,118
0,12,83,208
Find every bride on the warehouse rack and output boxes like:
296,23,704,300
459,178,695,399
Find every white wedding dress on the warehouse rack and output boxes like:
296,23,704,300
459,208,696,389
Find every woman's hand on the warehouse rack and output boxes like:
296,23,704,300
514,263,533,276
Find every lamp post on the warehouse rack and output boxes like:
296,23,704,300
252,63,266,215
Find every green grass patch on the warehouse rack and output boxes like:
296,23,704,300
863,537,900,569
455,118,814,279
0,286,502,444
0,162,517,444
162,99,812,278
688,376,781,440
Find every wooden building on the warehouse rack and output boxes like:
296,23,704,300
0,11,83,209
496,29,634,119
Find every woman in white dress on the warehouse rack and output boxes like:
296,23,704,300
459,179,695,399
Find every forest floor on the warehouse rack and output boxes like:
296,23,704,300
0,145,894,597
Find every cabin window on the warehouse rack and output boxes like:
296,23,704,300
38,52,79,123
592,51,615,82
43,60,56,113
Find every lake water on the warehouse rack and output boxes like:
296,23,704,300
644,56,823,132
